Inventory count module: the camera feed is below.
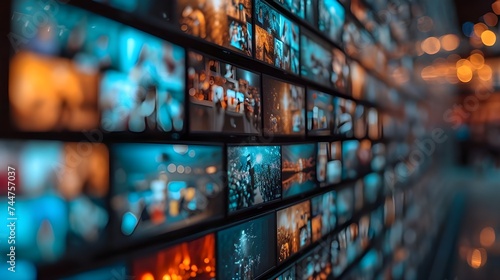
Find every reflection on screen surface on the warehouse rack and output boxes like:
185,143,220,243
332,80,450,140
0,140,109,264
111,144,224,238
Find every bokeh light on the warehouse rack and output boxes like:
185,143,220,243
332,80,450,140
481,30,497,46
463,22,474,37
457,65,473,83
440,34,460,51
421,37,441,55
480,227,496,247
474,23,488,37
478,65,493,81
483,12,498,27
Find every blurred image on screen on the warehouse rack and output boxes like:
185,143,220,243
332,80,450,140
335,97,355,137
318,0,345,43
10,0,185,133
111,144,224,239
277,200,312,263
227,145,282,213
296,244,332,279
188,52,261,134
354,104,367,139
263,76,306,136
317,142,342,186
0,140,109,264
282,144,317,198
178,0,253,56
275,0,305,18
311,191,336,242
331,230,348,276
255,0,300,73
133,234,216,280
307,90,334,136
337,187,354,225
218,213,276,280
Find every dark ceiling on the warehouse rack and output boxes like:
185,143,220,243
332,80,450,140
454,0,496,27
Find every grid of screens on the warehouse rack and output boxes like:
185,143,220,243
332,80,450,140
6,0,427,279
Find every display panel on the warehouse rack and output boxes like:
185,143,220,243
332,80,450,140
111,143,224,239
311,191,336,242
10,0,185,133
364,173,382,205
354,104,367,139
307,90,334,136
317,142,342,187
227,145,282,213
300,29,348,92
342,140,359,179
354,178,364,211
331,230,348,277
133,233,216,280
371,143,386,172
296,244,332,280
350,60,367,100
255,0,300,73
335,97,355,137
277,200,312,263
282,144,317,198
188,51,261,134
218,213,276,279
337,187,354,225
368,108,381,140
318,0,345,44
0,140,109,264
271,265,296,280
275,0,306,18
263,76,306,136
178,0,253,56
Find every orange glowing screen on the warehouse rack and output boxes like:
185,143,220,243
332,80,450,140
133,234,216,280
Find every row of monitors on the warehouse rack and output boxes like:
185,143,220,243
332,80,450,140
0,140,387,267
28,202,388,280
8,0,396,134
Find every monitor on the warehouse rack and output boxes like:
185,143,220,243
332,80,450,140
311,190,336,242
277,200,312,263
282,144,317,198
307,90,334,136
317,142,342,187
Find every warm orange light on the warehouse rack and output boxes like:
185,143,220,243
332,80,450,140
474,23,488,37
204,258,210,264
456,59,473,68
210,272,216,278
493,1,500,15
481,30,497,46
421,37,441,54
440,34,460,51
478,65,493,81
141,272,155,280
191,265,198,272
484,12,499,27
457,65,473,83
162,275,171,280
480,227,496,246
205,266,212,272
182,258,191,266
190,272,196,277
468,248,487,269
469,53,485,68
470,35,484,48
205,166,217,174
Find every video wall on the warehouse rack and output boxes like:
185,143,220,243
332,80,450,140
3,0,430,279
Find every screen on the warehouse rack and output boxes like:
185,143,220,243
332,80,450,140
61,263,128,280
331,230,348,277
337,187,354,225
277,200,312,263
307,90,334,136
275,0,306,18
263,76,306,136
218,213,276,280
343,139,372,179
255,0,300,73
227,145,282,213
350,60,367,100
346,223,360,263
370,206,384,238
311,191,336,242
300,30,348,91
133,233,216,280
364,173,382,205
335,97,355,137
316,142,342,187
354,104,367,139
0,140,109,264
318,0,345,44
282,144,317,198
296,244,332,280
10,0,185,133
188,51,261,134
371,144,386,172
111,144,224,238
272,265,296,280
368,108,381,140
354,178,364,211
178,0,253,56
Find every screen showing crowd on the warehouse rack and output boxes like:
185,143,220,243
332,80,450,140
10,0,185,133
178,0,253,56
188,51,261,134
255,0,300,74
111,143,224,239
227,145,282,213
